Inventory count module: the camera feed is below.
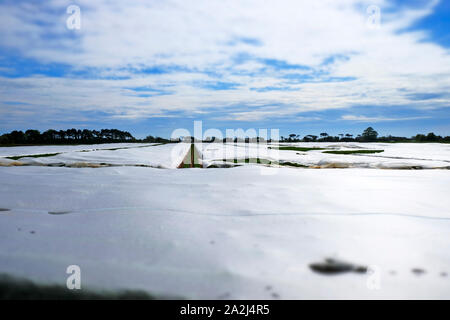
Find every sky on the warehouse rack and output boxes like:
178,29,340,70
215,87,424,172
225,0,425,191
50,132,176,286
0,0,449,139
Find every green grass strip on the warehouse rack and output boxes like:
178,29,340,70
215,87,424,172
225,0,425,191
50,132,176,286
6,153,60,160
278,161,308,168
270,146,325,152
182,164,203,168
223,158,273,164
322,150,384,155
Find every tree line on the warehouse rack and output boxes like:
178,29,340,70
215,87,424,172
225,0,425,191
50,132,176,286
1,127,449,145
280,127,450,143
0,129,170,145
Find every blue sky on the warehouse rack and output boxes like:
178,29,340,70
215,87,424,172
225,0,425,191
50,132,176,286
0,0,449,138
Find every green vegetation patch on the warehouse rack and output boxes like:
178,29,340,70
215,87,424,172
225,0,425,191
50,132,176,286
224,158,273,164
206,164,240,168
6,153,60,160
279,161,308,168
181,164,203,168
222,158,309,168
270,146,325,152
322,149,384,155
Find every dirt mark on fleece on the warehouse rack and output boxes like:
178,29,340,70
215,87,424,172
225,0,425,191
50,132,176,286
48,211,72,215
309,258,367,275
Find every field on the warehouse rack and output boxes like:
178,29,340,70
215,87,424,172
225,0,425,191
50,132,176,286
0,142,450,299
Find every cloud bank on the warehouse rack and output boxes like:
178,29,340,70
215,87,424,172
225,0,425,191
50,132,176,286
0,0,449,133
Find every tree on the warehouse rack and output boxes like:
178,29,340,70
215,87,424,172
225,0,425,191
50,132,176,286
361,127,378,142
0,128,137,145
81,129,93,141
304,135,318,142
0,134,10,144
42,129,58,143
58,130,67,141
9,131,26,144
66,128,77,140
101,129,112,140
426,132,438,142
25,130,41,143
92,130,102,140
414,134,426,142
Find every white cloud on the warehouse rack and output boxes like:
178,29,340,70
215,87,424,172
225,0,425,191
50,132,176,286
341,115,431,122
0,0,449,122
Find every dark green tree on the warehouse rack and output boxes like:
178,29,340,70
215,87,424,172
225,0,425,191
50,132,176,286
361,127,378,142
25,130,41,143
